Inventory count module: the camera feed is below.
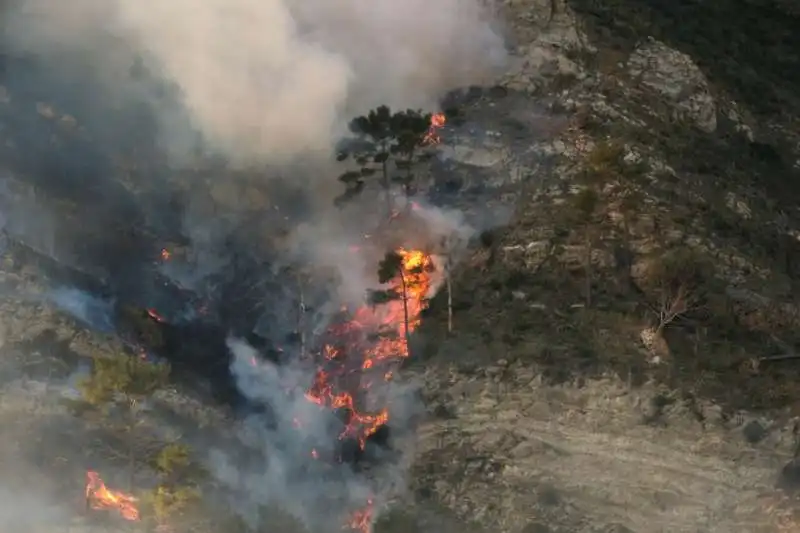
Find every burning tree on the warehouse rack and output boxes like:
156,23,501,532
78,354,205,530
78,353,170,489
433,229,472,335
335,105,443,215
305,249,434,452
368,249,433,357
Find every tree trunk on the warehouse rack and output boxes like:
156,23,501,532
446,272,453,334
399,270,412,357
382,141,392,217
127,398,136,491
584,229,592,308
297,273,306,359
404,149,415,213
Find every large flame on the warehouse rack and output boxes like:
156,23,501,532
305,248,433,449
85,470,140,521
304,248,434,533
423,113,446,145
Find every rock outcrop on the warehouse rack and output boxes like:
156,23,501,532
407,0,800,531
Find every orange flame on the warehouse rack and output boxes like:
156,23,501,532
147,309,165,323
423,113,446,145
303,248,434,533
346,499,374,533
85,471,139,521
304,248,433,449
160,248,171,261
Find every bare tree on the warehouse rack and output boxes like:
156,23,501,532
436,234,463,335
641,248,711,336
445,256,454,335
572,188,599,308
654,280,699,335
295,268,308,359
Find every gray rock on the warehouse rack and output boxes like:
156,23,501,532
627,39,717,132
742,419,768,444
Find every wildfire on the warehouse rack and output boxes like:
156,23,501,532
303,248,434,533
423,112,446,145
305,248,433,449
85,470,140,521
346,499,374,533
160,248,171,261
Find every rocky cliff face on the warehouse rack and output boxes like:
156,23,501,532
402,0,800,531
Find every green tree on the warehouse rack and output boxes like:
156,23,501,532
79,353,170,489
144,443,203,531
335,106,433,216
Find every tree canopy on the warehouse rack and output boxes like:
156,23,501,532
335,105,435,212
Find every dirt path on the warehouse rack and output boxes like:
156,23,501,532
412,360,796,532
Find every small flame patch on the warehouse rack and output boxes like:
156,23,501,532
85,470,139,521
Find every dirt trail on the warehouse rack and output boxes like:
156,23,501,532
412,360,795,532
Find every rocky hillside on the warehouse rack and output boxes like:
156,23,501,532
1,0,800,532
401,0,800,531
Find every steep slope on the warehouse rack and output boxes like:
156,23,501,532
401,0,800,531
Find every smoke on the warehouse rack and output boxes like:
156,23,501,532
2,0,506,167
47,287,116,333
0,0,506,529
0,485,68,533
214,338,419,531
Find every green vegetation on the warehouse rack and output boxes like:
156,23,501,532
335,105,434,215
78,352,169,489
73,352,202,530
143,443,203,530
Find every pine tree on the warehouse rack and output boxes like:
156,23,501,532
79,353,170,489
146,443,203,531
367,251,428,357
335,106,433,216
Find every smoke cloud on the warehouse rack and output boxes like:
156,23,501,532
0,0,507,529
214,338,420,531
2,0,506,166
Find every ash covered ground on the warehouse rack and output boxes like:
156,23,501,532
1,0,800,532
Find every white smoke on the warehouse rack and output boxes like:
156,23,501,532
0,0,505,528
2,0,506,166
215,338,414,531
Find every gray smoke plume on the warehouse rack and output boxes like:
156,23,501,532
0,0,506,530
216,204,469,530
214,338,421,531
2,0,506,167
